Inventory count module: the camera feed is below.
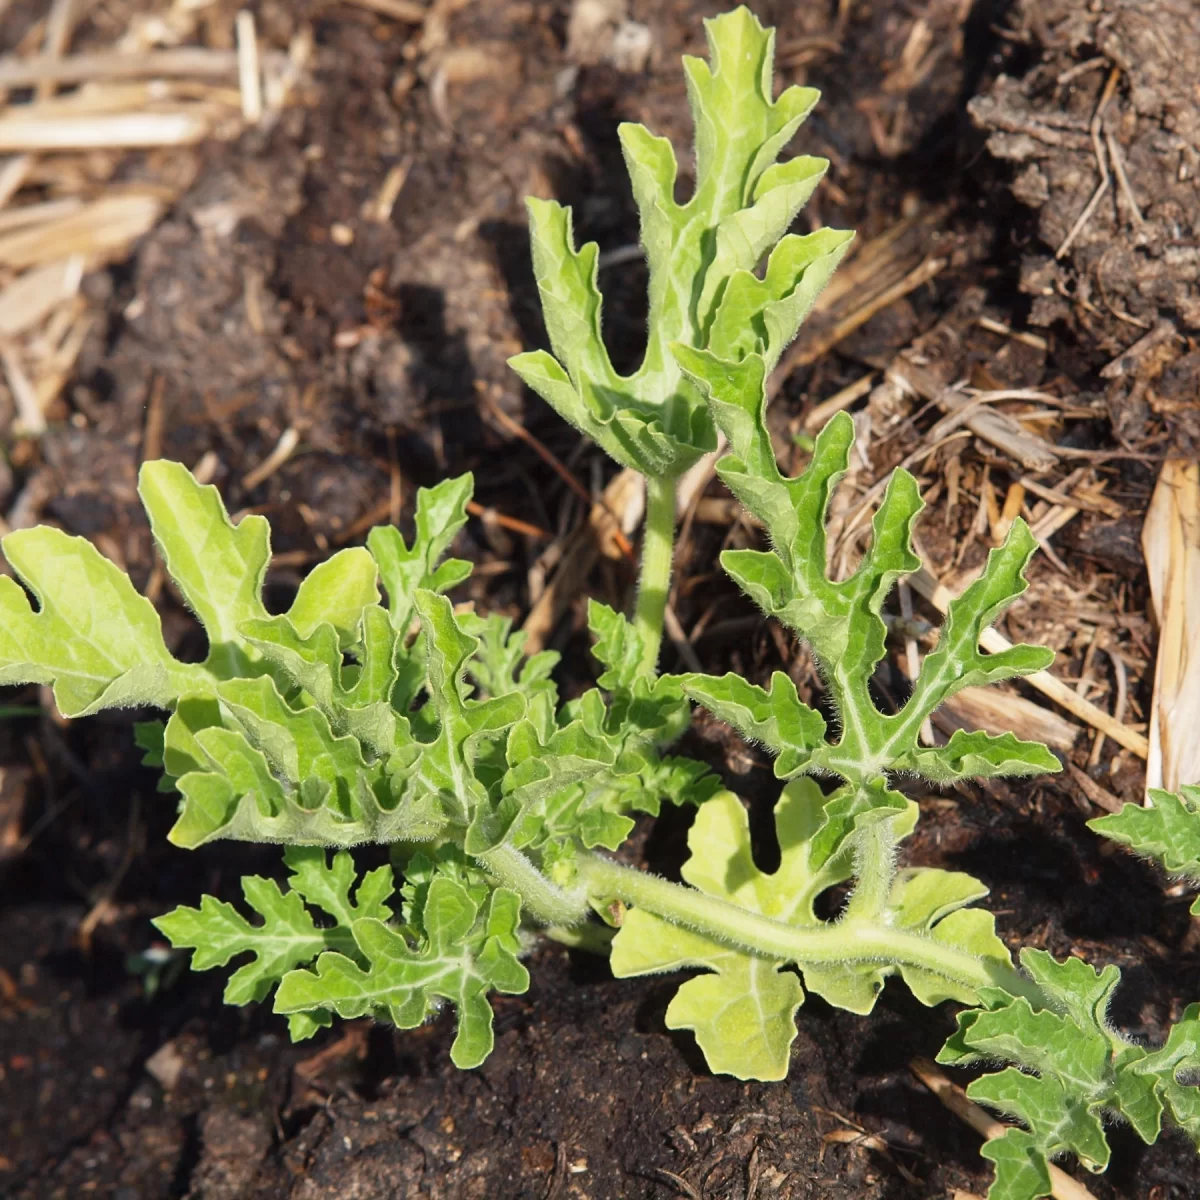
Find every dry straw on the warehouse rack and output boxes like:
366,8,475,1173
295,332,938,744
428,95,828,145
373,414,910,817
0,2,308,436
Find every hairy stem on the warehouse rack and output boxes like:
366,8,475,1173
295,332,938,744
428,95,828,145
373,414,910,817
634,473,677,676
843,816,897,923
577,854,1043,1006
541,922,616,955
476,843,589,927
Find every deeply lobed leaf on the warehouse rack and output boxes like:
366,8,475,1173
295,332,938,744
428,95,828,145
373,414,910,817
274,862,529,1068
674,348,1058,790
939,949,1200,1200
1090,785,1200,911
509,6,850,478
154,846,394,1036
610,779,1008,1077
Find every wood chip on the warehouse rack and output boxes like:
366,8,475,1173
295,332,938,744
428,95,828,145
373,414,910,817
0,154,32,209
804,373,876,433
936,683,1078,753
1066,762,1123,814
790,255,946,371
0,340,45,434
0,111,215,152
340,0,429,20
235,10,263,124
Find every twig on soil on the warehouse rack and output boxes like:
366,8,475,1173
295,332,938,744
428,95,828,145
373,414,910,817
1056,66,1119,259
241,426,300,490
1088,644,1128,768
0,154,32,208
235,10,263,125
38,0,78,103
483,394,633,559
1104,130,1146,233
0,48,240,89
0,111,217,151
0,339,44,434
370,156,413,223
1019,474,1122,518
0,4,306,448
142,374,166,464
0,256,82,338
522,467,644,653
975,315,1048,350
936,682,1078,753
771,202,955,386
649,1168,701,1200
465,501,550,541
910,1057,1099,1200
1066,762,1123,814
339,0,429,21
920,378,1059,472
803,372,876,433
793,255,946,371
0,193,166,268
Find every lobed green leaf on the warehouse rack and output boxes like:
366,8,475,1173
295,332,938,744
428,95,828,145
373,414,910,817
367,475,473,635
153,847,391,1014
939,949,1200,1200
140,459,270,678
275,870,529,1068
0,526,190,716
509,7,848,479
1089,785,1200,910
676,346,1058,793
611,779,1003,1077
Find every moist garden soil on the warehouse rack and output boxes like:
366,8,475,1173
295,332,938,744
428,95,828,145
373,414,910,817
2,0,1199,1197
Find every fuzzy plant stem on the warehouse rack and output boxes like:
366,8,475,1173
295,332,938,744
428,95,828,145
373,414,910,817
476,843,588,927
633,473,677,675
842,818,897,924
575,853,1045,1007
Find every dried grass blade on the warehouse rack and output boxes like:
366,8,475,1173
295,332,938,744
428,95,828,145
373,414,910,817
0,193,165,269
0,111,213,152
0,257,81,337
0,49,239,89
1140,458,1200,794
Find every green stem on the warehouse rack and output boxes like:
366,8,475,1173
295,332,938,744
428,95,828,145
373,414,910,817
843,817,897,924
633,473,677,676
541,922,616,954
476,843,589,927
576,854,1043,1006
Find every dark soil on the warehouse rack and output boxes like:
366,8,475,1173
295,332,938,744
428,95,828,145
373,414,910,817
2,0,1199,1197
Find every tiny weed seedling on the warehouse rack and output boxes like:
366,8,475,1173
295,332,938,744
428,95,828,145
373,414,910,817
1,11,1198,1198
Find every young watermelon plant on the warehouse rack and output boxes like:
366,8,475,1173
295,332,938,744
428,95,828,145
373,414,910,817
0,10,1197,1199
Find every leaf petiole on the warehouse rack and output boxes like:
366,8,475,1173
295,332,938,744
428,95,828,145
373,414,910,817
575,852,1041,1006
633,473,677,676
476,842,589,927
